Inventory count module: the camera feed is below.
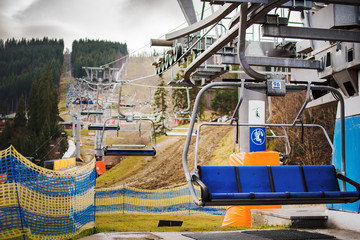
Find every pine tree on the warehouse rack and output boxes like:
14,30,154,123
14,95,27,128
210,89,238,116
171,72,188,112
0,120,12,149
37,66,59,135
153,77,168,136
0,38,64,114
26,67,61,160
13,94,30,154
0,38,67,159
28,78,40,133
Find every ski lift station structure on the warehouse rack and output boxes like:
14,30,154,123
151,0,360,230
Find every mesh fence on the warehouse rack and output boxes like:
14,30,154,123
0,146,96,240
95,185,226,215
1,145,224,240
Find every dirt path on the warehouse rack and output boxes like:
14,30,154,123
109,126,232,189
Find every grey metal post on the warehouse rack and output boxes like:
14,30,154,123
96,78,103,111
94,110,103,158
95,78,104,158
76,106,81,160
72,105,75,140
233,80,245,152
237,76,242,152
238,89,266,152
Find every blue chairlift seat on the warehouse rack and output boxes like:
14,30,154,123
103,146,156,156
194,165,360,206
87,125,119,131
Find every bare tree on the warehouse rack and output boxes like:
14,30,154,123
268,91,336,165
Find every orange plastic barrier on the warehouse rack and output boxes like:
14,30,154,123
222,151,281,227
96,160,106,176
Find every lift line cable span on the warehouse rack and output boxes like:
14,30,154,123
78,76,190,89
98,4,219,68
78,73,158,86
127,82,190,89
98,3,224,68
98,17,196,68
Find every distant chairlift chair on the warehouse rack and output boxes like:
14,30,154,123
101,116,156,156
101,80,156,157
165,88,198,137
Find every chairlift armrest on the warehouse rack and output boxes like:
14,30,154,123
192,175,210,202
337,173,360,192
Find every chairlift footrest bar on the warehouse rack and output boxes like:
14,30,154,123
88,125,119,130
81,111,103,115
104,147,156,156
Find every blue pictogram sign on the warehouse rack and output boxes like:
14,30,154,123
249,127,266,152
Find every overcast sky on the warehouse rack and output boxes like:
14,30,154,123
0,0,205,53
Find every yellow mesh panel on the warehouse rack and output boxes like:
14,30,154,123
0,146,96,240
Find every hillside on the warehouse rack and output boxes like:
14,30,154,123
0,38,63,114
58,54,234,189
81,55,234,189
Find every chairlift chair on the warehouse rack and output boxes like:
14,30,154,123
183,81,360,207
165,88,199,137
100,81,157,157
101,116,157,157
165,111,198,137
119,103,135,108
80,93,103,119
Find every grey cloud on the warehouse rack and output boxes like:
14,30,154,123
15,0,77,22
22,24,71,37
1,0,188,51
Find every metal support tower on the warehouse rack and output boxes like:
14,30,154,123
76,106,81,160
